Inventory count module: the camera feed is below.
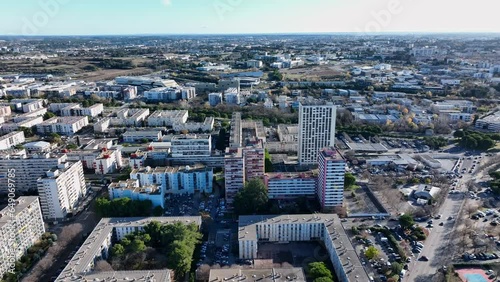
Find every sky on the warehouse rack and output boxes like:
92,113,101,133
0,0,499,36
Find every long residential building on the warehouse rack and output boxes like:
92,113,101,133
130,165,213,194
265,172,316,199
56,216,200,282
0,197,45,278
147,110,189,127
298,101,337,165
476,112,500,132
36,116,89,136
144,86,196,101
171,134,211,157
37,161,86,221
238,214,370,282
0,131,25,150
108,179,164,208
172,117,214,133
0,151,67,193
123,130,163,143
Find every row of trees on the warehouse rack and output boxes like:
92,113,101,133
95,197,163,217
423,136,448,149
111,221,202,277
454,130,497,151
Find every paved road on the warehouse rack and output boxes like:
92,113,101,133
404,154,491,281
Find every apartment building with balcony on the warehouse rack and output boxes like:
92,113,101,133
36,116,89,136
0,197,45,278
36,161,86,221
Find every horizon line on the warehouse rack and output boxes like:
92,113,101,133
1,31,500,37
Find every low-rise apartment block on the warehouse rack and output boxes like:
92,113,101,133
476,112,500,132
265,172,317,199
130,164,213,194
0,131,25,150
0,197,45,278
109,179,164,208
123,130,163,143
37,161,86,221
171,134,211,157
172,117,214,133
147,110,189,127
144,86,196,101
50,103,104,117
36,116,89,136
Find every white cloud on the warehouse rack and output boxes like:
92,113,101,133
162,0,172,6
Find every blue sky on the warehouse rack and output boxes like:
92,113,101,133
0,0,499,35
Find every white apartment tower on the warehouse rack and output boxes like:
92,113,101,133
317,148,346,212
37,161,86,221
0,197,45,278
298,101,337,165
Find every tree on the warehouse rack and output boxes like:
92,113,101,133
152,206,164,216
344,173,356,187
307,262,332,280
399,214,415,230
112,243,125,257
364,246,380,259
130,239,146,253
391,262,403,275
19,126,35,137
233,179,269,215
43,112,56,120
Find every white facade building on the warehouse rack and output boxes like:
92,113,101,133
208,92,223,106
0,197,45,278
147,110,189,127
0,151,67,193
36,116,89,136
144,87,196,101
131,165,213,194
123,130,163,143
237,214,370,282
317,148,346,211
37,161,86,221
172,117,214,133
298,101,337,165
265,173,316,199
171,134,211,157
0,131,25,150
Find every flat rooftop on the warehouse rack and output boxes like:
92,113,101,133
345,142,388,152
148,110,188,118
238,214,370,282
208,268,305,282
0,197,40,229
74,270,171,282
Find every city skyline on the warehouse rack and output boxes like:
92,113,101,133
1,0,499,36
